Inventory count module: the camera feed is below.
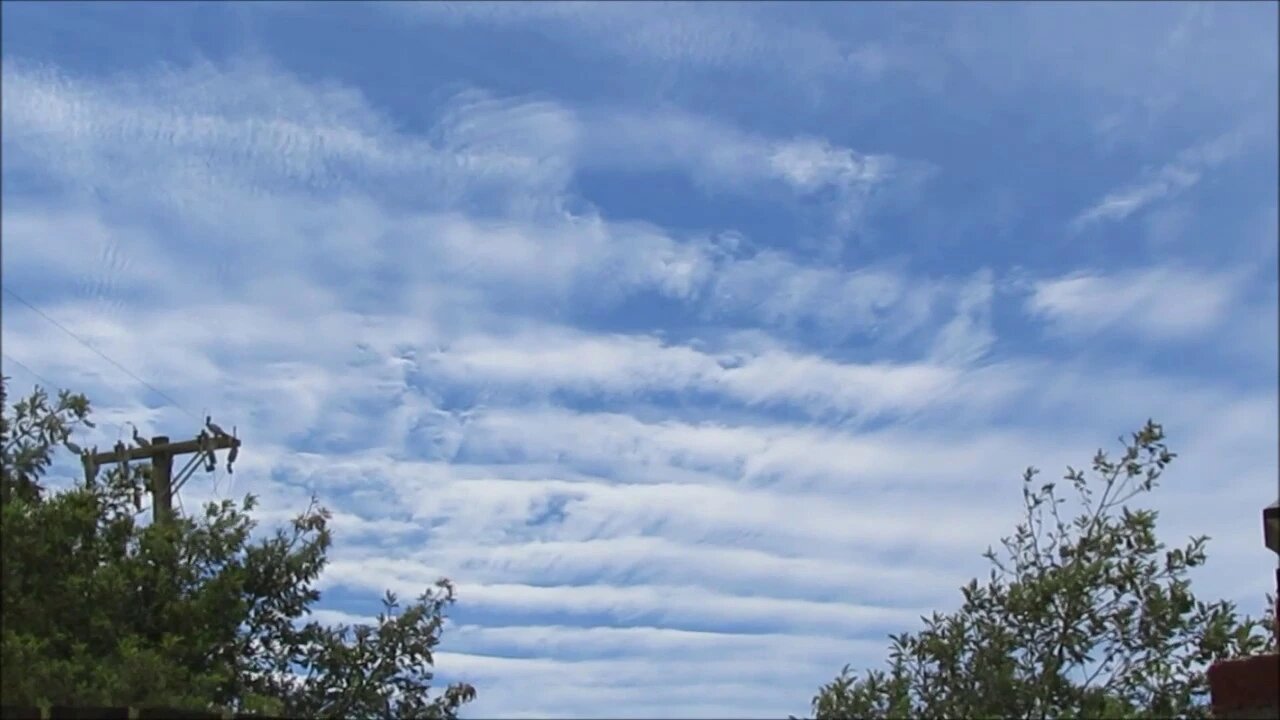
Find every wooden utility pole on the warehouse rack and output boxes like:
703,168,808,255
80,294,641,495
82,427,240,527
151,435,174,526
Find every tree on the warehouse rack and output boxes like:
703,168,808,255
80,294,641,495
0,377,476,718
810,420,1277,719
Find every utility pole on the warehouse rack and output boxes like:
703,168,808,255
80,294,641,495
82,423,240,527
151,435,173,525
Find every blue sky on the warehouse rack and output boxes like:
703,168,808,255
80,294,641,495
1,1,1276,717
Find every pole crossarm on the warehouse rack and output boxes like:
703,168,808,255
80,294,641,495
85,435,240,465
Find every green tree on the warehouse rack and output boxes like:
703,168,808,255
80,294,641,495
810,420,1277,719
0,377,476,718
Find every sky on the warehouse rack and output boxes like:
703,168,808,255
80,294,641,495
1,1,1277,717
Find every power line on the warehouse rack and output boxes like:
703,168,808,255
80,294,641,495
2,351,57,391
2,287,200,422
1,351,127,439
3,351,145,515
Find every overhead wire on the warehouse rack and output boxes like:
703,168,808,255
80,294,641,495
3,287,201,423
1,351,128,441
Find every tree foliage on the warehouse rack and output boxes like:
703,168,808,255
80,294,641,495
0,377,476,718
811,420,1277,719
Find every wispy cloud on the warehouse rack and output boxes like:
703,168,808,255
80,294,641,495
1075,164,1201,226
426,323,1021,422
1025,266,1241,342
397,1,878,81
567,105,920,241
1073,125,1260,227
1,59,933,339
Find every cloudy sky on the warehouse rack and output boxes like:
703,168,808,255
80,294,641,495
2,1,1277,717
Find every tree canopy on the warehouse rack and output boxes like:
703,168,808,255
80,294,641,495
810,420,1276,719
0,377,476,718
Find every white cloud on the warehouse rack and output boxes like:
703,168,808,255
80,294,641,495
928,268,995,366
415,536,964,606
0,58,581,228
329,567,930,640
425,323,1023,424
431,650,837,718
398,1,867,81
1075,165,1200,225
573,108,916,238
1074,125,1260,227
429,623,884,717
769,137,887,192
451,406,1037,492
1,58,940,345
699,250,942,344
1026,266,1240,341
5,54,911,244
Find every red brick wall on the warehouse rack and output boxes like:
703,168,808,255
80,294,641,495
1208,654,1279,719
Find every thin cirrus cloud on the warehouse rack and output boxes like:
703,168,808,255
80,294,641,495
423,322,1021,421
1026,266,1241,342
1,59,936,342
573,107,908,209
397,1,867,79
2,4,1276,717
1,57,907,226
1073,123,1264,227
